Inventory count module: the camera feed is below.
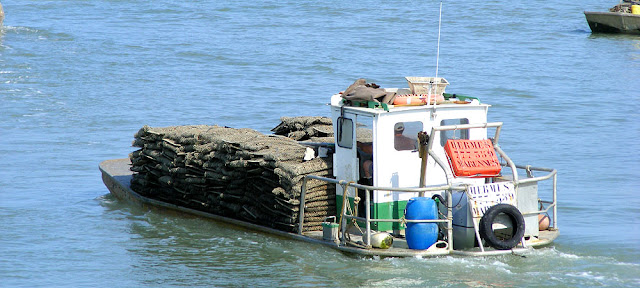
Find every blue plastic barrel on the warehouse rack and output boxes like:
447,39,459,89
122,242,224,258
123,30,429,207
405,197,437,220
406,223,438,250
405,197,438,250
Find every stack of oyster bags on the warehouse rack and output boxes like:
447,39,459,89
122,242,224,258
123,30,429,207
129,117,336,233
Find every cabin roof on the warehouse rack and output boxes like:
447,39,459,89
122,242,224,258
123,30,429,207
330,93,490,116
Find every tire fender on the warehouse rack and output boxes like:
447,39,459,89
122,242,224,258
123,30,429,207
479,204,525,250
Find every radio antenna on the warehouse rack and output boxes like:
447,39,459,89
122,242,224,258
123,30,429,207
435,1,443,79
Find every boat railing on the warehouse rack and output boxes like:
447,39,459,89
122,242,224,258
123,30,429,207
500,163,558,230
299,175,465,251
298,122,558,251
429,122,558,231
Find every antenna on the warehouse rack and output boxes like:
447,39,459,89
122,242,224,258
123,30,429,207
435,1,443,79
428,1,443,106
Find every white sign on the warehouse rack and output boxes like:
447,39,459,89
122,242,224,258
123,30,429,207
467,182,516,218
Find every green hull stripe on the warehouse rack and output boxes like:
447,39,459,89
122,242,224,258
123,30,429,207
336,197,408,231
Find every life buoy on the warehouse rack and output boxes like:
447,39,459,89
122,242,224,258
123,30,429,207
393,94,444,106
479,204,525,250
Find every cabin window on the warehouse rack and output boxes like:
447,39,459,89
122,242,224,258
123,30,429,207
337,117,353,149
355,116,374,181
440,118,469,146
393,121,421,151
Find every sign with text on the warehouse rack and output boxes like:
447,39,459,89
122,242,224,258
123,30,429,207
467,182,516,218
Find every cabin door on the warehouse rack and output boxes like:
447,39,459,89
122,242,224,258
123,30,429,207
372,117,423,231
332,112,360,214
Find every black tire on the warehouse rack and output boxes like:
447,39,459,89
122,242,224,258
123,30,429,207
479,204,525,250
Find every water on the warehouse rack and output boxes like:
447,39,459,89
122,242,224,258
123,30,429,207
1,0,639,287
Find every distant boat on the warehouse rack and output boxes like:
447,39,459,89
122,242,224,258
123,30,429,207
0,2,4,26
585,1,640,34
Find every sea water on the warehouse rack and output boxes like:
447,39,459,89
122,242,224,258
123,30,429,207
1,0,639,287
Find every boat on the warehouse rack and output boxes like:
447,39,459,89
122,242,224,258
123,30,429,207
0,1,4,27
585,1,640,34
100,77,559,257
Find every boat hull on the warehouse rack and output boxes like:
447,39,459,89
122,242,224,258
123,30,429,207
99,158,558,257
584,11,640,34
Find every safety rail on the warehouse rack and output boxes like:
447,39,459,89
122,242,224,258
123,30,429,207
298,175,467,251
429,122,558,230
500,163,558,230
298,121,558,252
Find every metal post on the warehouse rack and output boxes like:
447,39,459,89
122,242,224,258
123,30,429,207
339,183,349,245
553,173,558,229
418,132,430,196
365,188,371,246
474,223,485,253
298,177,307,235
447,189,453,252
468,189,485,253
494,144,518,183
493,123,502,144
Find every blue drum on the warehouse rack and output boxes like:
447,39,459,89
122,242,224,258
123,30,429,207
405,197,438,250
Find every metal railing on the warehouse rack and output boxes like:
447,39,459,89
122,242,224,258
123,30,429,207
298,121,558,251
298,176,465,251
428,122,558,230
501,163,558,230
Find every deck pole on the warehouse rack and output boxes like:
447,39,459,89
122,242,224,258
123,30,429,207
447,189,454,252
298,177,307,234
553,173,558,229
365,188,371,246
418,131,430,197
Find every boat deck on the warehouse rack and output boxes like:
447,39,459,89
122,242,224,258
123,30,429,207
100,158,558,258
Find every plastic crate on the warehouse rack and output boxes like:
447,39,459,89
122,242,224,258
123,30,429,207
444,139,501,177
405,77,449,95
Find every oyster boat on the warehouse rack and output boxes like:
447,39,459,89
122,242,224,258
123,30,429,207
584,0,640,34
100,77,559,257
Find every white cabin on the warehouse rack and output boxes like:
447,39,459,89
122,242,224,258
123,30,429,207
330,86,489,233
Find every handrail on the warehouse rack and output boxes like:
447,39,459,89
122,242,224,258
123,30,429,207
299,167,557,250
427,122,504,153
425,122,559,199
498,163,558,230
426,149,454,187
493,144,520,183
298,120,558,250
299,174,457,251
520,203,556,216
303,175,468,193
344,215,449,223
427,122,512,183
502,163,557,185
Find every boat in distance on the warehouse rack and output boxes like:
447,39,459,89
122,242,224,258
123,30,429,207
585,1,640,34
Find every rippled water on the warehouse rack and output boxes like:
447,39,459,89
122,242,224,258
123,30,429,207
1,0,639,287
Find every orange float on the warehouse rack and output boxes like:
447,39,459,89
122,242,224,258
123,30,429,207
393,94,445,106
538,214,550,231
